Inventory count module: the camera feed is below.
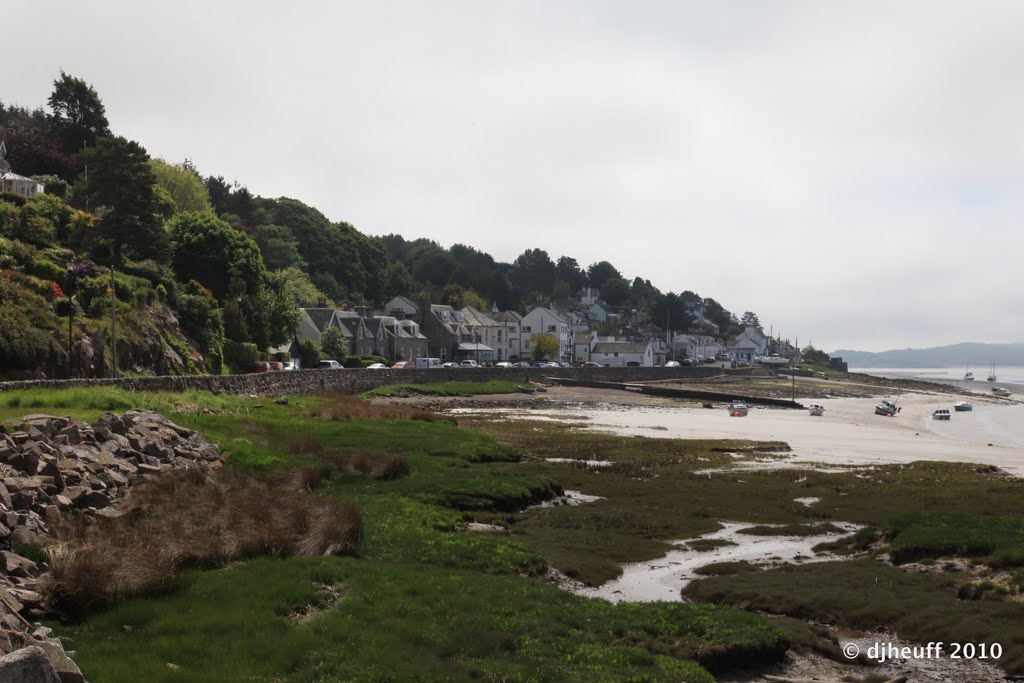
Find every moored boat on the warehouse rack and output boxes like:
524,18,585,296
987,362,997,382
515,385,536,394
932,409,951,420
875,399,899,416
808,403,825,416
728,400,748,417
953,401,973,412
992,386,1012,398
964,371,975,381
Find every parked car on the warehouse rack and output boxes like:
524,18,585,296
391,360,413,369
514,361,532,368
664,360,681,368
252,361,273,373
459,360,479,368
442,362,459,368
317,360,344,370
282,361,298,371
494,361,513,368
267,361,284,371
366,363,388,369
580,361,601,368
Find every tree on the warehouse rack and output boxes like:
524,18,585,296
169,212,264,301
79,136,168,266
529,333,560,361
47,72,110,154
380,261,416,299
252,224,305,270
150,159,214,215
555,256,586,295
586,260,622,290
276,266,328,307
651,293,693,333
0,121,77,180
600,277,631,307
261,271,301,348
511,248,555,297
802,345,830,366
740,311,762,331
320,325,347,362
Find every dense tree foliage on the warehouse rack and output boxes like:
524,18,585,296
78,136,168,266
529,333,560,361
47,72,110,155
150,159,213,215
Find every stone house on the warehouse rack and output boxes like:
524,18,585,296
590,339,654,367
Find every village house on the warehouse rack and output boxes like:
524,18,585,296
729,325,769,363
520,305,573,363
589,338,655,367
0,141,44,198
489,309,523,362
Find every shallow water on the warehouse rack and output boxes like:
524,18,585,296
572,521,859,603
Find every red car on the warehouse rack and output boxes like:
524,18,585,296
391,360,413,369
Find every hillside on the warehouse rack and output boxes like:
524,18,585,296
1,73,749,379
831,342,1024,368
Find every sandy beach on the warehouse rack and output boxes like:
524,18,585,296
455,385,1024,475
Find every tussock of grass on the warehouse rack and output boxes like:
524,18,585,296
309,393,457,423
45,469,361,613
885,511,1024,564
694,560,761,576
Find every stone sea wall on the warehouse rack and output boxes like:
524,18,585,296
0,366,723,397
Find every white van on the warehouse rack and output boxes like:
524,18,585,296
414,357,442,369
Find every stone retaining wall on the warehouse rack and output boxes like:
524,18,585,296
0,366,723,397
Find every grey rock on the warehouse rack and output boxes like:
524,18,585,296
0,645,61,683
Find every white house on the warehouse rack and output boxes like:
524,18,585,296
0,141,44,198
521,306,573,363
489,309,523,362
590,339,654,367
730,326,769,363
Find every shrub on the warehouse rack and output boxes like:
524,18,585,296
223,340,259,373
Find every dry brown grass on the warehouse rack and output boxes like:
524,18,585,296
44,468,361,613
310,394,456,425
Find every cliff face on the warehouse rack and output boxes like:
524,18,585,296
4,301,209,382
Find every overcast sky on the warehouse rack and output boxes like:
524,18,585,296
5,1,1024,352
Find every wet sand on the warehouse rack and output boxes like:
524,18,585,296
454,387,1024,475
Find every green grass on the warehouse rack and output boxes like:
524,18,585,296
683,559,1024,675
57,556,786,682
885,511,1024,564
362,380,523,398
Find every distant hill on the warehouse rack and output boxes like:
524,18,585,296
831,342,1024,368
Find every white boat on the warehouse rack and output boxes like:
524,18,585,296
963,371,975,381
954,401,973,412
808,403,825,416
754,355,790,366
728,400,749,416
875,399,899,416
932,409,951,420
992,386,1012,398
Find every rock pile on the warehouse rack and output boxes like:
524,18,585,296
0,410,224,682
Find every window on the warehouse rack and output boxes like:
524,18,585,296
524,326,532,332
498,330,503,342
548,325,556,332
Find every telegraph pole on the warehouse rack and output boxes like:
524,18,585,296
110,266,117,378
